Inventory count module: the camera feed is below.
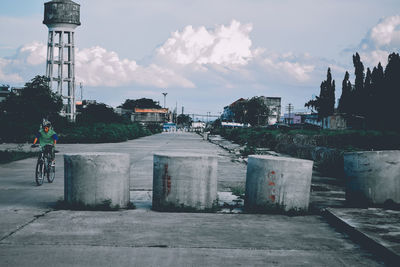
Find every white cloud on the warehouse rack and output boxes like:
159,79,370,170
158,20,253,66
75,46,194,88
0,58,23,83
354,15,400,67
0,42,194,88
369,15,400,49
359,49,389,68
157,20,319,84
19,41,47,65
258,52,315,82
1,20,321,89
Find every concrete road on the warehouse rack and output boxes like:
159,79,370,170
0,132,383,266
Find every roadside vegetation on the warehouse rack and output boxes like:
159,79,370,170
0,75,161,144
212,127,400,152
212,127,400,178
0,150,38,164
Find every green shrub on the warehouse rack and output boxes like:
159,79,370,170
218,127,400,151
59,122,152,144
0,151,38,164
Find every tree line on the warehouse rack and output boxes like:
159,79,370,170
0,76,161,142
305,52,400,131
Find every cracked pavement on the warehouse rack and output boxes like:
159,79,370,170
0,132,385,266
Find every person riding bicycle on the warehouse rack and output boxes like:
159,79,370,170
31,120,58,166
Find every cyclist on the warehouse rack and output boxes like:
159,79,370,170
32,120,58,166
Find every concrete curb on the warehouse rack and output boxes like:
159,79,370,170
323,208,399,266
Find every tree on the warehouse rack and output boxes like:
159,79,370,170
363,68,373,123
177,114,192,126
338,71,352,114
244,97,269,126
119,98,161,110
76,103,124,124
352,53,366,116
305,68,335,120
369,62,385,129
0,75,63,122
230,99,247,123
229,97,269,126
212,118,222,128
383,52,400,130
0,76,64,142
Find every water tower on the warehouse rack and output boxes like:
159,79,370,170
43,0,81,121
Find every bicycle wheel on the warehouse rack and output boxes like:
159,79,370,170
35,160,45,186
47,161,55,183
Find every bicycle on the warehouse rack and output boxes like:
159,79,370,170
33,144,55,186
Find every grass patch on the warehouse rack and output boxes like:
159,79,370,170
0,150,38,164
244,203,311,216
230,185,245,199
240,145,256,157
215,127,400,151
152,199,220,213
55,199,136,211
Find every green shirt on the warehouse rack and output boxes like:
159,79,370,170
36,128,58,147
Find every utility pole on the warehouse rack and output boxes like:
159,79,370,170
79,82,83,100
175,101,178,124
162,92,167,108
286,103,293,124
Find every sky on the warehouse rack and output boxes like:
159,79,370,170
1,0,400,116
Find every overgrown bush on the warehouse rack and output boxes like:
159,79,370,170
217,127,400,152
216,127,400,177
146,123,163,134
0,151,38,164
59,122,151,143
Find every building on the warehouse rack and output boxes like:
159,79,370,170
75,100,97,113
221,98,246,121
304,113,321,127
10,87,23,96
114,107,132,118
282,113,302,124
43,0,81,121
0,86,24,103
323,114,365,130
0,85,10,102
163,122,177,131
282,112,311,125
221,122,248,128
131,108,169,124
191,121,206,131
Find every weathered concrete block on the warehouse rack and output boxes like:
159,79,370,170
64,153,130,208
152,153,218,211
344,150,400,205
245,155,313,212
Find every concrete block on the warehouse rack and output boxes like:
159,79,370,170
152,153,218,211
64,153,130,208
344,150,400,205
245,155,313,212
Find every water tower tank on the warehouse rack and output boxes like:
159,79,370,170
43,0,80,27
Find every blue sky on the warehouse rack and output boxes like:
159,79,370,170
1,0,399,115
